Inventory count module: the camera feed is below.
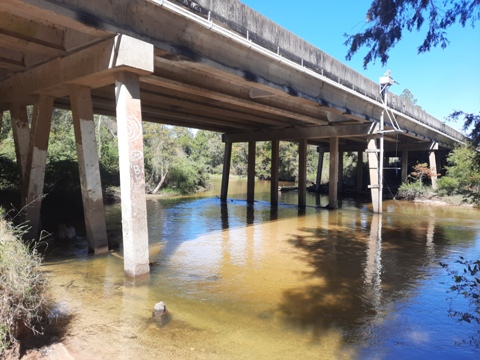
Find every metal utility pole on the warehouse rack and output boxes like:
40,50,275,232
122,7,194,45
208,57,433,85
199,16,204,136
378,70,398,214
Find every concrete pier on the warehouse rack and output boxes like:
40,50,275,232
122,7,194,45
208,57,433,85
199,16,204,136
23,96,54,240
328,137,339,209
70,85,108,254
270,140,279,207
115,72,150,277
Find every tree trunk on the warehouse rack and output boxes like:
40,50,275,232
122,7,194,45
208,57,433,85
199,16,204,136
151,172,168,194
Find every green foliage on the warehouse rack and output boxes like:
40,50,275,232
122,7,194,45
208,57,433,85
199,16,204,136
229,141,319,183
0,112,12,142
94,115,119,176
0,213,50,354
168,156,210,195
396,162,437,199
48,110,77,162
440,257,480,345
342,152,359,187
0,156,19,192
399,88,422,109
448,111,480,148
346,1,478,158
192,131,224,174
345,0,480,68
397,180,428,200
143,125,212,195
437,145,480,203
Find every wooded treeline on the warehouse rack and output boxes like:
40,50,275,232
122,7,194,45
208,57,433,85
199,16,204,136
0,109,354,198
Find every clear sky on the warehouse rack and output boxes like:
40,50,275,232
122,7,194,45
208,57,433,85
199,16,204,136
241,0,480,131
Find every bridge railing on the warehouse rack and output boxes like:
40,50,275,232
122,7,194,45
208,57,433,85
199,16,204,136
177,0,465,144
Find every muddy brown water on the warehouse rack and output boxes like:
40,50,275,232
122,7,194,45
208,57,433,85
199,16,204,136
43,178,480,359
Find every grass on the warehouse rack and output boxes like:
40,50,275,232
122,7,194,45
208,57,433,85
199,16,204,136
0,212,50,355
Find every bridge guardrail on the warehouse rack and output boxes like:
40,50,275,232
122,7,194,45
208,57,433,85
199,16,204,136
176,0,465,144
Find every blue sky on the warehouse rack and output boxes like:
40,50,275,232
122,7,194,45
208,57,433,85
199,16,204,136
241,0,480,131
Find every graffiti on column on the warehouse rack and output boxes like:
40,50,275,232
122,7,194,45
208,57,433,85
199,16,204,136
127,114,142,141
127,114,144,184
130,150,144,183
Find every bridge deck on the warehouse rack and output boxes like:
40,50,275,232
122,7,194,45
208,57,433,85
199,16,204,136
0,0,464,150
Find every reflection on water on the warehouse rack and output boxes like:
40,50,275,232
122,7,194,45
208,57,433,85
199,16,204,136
44,177,480,359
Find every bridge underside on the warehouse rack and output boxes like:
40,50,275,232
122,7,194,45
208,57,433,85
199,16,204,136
0,0,464,276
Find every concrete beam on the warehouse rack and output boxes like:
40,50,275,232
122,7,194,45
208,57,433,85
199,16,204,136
115,71,150,277
142,74,328,126
0,34,154,103
223,123,377,143
0,11,65,47
0,49,28,72
318,140,440,153
139,89,289,128
70,85,108,254
0,0,109,37
23,95,53,240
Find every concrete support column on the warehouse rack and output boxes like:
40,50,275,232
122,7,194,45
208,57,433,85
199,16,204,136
401,150,409,183
328,137,339,209
247,141,256,205
115,71,149,277
315,147,325,192
23,95,54,240
298,139,307,208
356,150,364,193
338,151,344,193
270,140,279,206
220,141,232,204
11,104,30,188
367,128,380,213
429,150,438,190
70,85,108,254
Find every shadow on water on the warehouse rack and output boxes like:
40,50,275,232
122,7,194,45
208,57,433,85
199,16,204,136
276,210,480,354
140,196,311,265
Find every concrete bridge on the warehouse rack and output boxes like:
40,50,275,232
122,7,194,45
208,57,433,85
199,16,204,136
0,0,465,276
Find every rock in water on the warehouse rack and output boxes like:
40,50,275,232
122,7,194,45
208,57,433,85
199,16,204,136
153,301,167,319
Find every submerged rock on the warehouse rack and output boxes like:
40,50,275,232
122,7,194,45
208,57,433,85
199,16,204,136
152,301,170,326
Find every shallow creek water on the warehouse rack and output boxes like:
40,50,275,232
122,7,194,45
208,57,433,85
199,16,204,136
43,178,480,359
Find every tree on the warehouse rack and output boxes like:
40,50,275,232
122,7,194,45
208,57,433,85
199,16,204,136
345,0,480,149
399,88,422,109
437,144,480,202
344,0,480,68
191,131,224,174
143,124,178,194
448,111,480,147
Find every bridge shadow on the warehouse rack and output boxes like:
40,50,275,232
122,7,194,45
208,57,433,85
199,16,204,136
145,196,305,264
276,214,457,344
